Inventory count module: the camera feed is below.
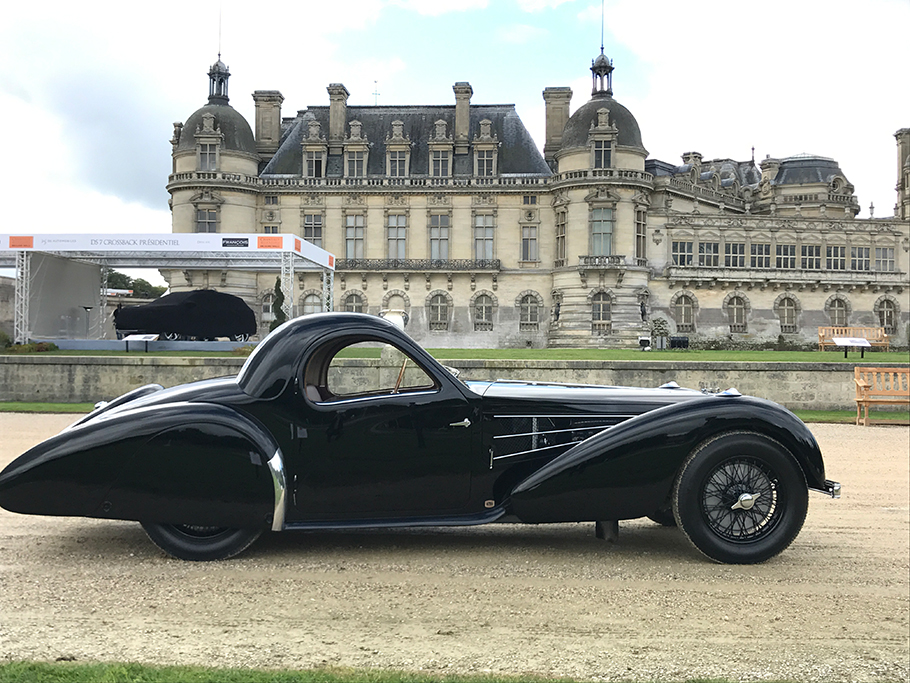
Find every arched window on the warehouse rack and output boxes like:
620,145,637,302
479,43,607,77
727,296,747,333
674,294,694,333
778,297,798,334
519,294,539,331
429,294,448,330
829,299,848,326
302,293,322,316
592,292,611,335
878,299,896,334
260,293,275,324
474,294,493,331
343,292,364,313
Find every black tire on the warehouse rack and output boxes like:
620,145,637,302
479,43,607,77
646,504,677,527
673,431,808,564
140,522,261,561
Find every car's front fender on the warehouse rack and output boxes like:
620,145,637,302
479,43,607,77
0,403,284,530
508,395,825,523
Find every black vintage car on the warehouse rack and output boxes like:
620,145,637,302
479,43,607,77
0,313,839,563
113,289,256,341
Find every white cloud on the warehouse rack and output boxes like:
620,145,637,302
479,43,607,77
497,23,549,44
518,0,577,11
388,0,488,16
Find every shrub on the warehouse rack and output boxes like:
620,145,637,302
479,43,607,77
7,341,59,353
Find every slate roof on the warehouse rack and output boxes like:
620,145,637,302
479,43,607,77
559,92,645,152
176,103,258,156
262,104,551,177
774,155,848,186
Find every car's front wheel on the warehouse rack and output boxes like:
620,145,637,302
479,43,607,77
673,431,808,564
140,522,262,561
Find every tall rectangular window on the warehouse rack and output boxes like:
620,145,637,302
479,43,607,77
826,245,846,270
303,214,323,248
593,140,611,169
474,214,494,260
591,208,613,256
195,209,217,233
555,211,567,267
725,242,746,268
751,243,771,268
306,151,323,178
263,225,279,234
776,244,796,269
431,150,449,177
264,195,279,205
199,144,217,171
672,240,693,266
345,214,364,259
698,242,719,267
851,246,870,271
521,226,538,262
387,214,407,259
634,209,647,261
875,247,895,271
476,150,494,177
802,244,821,269
429,214,449,260
389,151,407,177
523,195,537,205
347,151,365,177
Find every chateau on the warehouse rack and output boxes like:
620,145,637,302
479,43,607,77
165,55,910,347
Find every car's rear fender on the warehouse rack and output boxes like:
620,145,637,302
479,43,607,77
508,395,825,523
0,403,283,530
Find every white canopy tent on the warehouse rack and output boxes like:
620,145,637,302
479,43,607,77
0,233,336,344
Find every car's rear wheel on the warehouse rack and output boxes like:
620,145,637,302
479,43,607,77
140,522,261,561
673,431,808,564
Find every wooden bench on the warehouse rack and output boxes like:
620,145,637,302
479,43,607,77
854,367,910,426
819,326,890,352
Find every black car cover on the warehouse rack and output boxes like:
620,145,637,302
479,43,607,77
114,290,256,338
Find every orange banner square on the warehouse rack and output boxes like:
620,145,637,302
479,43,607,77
257,236,283,249
10,236,34,248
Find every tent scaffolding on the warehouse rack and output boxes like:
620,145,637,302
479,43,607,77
0,233,336,344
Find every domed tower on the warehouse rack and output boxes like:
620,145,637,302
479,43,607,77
164,57,261,295
543,51,653,348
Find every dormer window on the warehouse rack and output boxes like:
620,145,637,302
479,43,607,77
199,144,218,171
347,151,366,177
302,118,326,178
432,150,450,177
343,120,369,178
429,119,453,179
388,151,407,177
306,151,324,178
593,140,612,169
194,112,223,172
385,120,411,178
473,119,498,178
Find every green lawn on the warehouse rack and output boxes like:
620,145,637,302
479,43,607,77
0,662,797,683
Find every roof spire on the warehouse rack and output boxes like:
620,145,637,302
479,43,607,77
208,56,230,105
591,49,613,97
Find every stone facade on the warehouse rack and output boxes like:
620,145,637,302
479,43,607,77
164,55,910,348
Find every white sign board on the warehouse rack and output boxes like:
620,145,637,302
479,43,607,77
0,233,335,270
832,337,872,348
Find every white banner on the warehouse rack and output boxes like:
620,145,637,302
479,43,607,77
0,233,335,270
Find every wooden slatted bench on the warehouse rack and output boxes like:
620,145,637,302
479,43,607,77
819,326,890,352
854,367,910,426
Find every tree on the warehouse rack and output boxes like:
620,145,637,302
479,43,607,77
106,271,132,290
105,270,166,299
269,277,287,331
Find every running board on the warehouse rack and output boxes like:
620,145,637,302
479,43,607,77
281,507,506,531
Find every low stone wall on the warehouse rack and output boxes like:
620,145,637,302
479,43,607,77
3,354,907,410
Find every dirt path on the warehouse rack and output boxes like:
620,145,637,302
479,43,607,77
0,414,907,681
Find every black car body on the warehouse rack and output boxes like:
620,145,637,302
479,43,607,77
113,289,256,341
0,313,840,563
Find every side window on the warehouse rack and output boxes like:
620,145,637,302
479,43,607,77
304,339,437,402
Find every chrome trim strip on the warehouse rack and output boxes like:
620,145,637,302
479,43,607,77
314,389,438,407
492,442,568,461
810,480,841,499
493,414,636,419
493,424,615,439
267,449,287,531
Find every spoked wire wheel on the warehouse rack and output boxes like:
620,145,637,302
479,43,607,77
700,457,780,542
141,521,261,561
673,431,807,564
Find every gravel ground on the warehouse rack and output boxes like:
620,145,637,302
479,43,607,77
0,414,907,682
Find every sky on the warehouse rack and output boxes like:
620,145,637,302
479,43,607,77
1,0,907,283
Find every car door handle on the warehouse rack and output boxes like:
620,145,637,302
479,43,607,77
449,418,471,428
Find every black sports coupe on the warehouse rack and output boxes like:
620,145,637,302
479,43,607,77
0,313,840,563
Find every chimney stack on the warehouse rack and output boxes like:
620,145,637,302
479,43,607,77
542,87,572,169
453,82,473,155
253,90,284,161
327,83,350,155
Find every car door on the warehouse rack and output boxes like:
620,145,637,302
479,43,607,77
292,337,480,519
